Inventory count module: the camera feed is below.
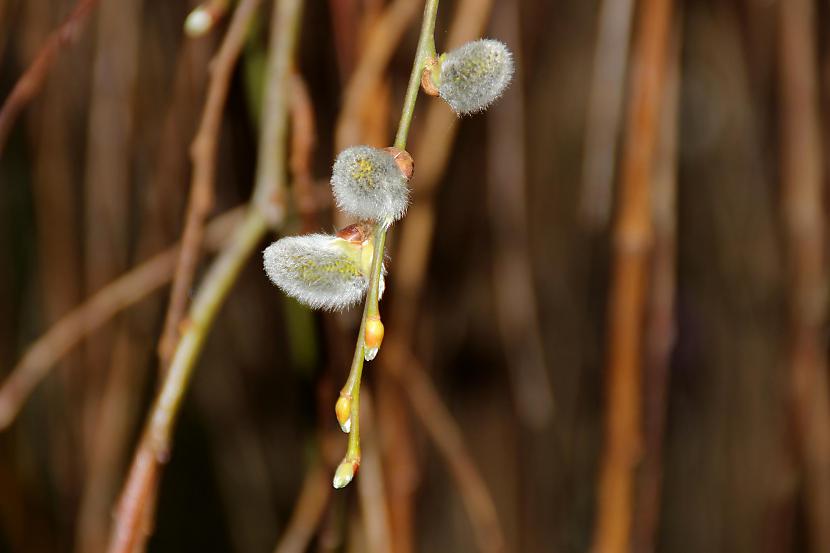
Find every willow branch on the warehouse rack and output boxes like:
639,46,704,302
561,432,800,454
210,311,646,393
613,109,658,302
336,0,440,484
107,0,304,548
591,0,672,551
0,207,244,431
157,0,264,364
633,14,680,552
779,1,830,552
0,0,98,156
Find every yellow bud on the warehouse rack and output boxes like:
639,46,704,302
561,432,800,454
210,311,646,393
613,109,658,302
332,458,359,489
365,318,385,351
335,395,352,433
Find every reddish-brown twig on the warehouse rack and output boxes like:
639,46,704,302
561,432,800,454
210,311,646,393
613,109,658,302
272,463,331,553
385,342,505,553
0,0,98,155
108,0,303,547
157,0,264,365
633,15,681,553
289,73,319,232
333,0,421,150
0,208,243,431
779,1,830,552
356,391,393,553
591,0,672,551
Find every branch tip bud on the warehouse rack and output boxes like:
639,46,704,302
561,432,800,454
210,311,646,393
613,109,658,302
332,458,359,489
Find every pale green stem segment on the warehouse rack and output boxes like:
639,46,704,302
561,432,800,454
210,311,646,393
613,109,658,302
150,210,268,450
336,0,440,485
142,0,304,464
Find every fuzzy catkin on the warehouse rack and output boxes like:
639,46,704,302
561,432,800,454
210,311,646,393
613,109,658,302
263,234,368,311
331,146,410,223
437,39,514,115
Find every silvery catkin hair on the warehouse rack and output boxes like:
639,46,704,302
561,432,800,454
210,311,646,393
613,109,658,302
263,234,369,311
435,39,514,115
330,146,410,223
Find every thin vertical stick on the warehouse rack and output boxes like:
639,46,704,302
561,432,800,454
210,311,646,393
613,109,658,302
486,0,553,429
157,0,263,364
779,1,830,552
592,0,672,551
579,0,636,228
633,13,681,553
107,0,304,547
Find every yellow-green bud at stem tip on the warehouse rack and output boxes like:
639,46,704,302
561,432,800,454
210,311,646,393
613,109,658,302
332,459,359,489
335,396,352,433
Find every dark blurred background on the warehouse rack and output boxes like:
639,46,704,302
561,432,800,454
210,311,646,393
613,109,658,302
0,0,827,552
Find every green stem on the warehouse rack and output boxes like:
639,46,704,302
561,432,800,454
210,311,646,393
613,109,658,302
337,0,441,481
393,0,440,150
150,210,267,449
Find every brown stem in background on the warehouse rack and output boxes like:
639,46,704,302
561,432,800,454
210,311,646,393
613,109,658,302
0,207,244,431
334,0,421,149
272,463,331,553
779,1,830,552
81,0,142,473
632,13,681,553
356,391,394,553
591,0,672,551
108,0,302,546
384,341,505,553
289,72,319,232
0,0,98,156
578,0,635,229
157,0,263,365
75,33,213,553
486,0,554,430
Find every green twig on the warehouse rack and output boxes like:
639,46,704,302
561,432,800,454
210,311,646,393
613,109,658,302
335,0,441,488
107,0,304,549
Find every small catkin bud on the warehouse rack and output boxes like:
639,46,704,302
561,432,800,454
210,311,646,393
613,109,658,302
364,317,385,362
184,6,213,36
332,458,359,489
263,234,369,311
335,395,352,433
436,39,514,115
331,146,411,223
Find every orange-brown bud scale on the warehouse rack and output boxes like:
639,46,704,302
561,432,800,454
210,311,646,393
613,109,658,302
335,222,372,244
383,147,415,180
420,57,440,96
364,317,385,351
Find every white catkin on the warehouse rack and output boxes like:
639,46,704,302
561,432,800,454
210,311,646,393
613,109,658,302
330,146,409,222
438,39,514,115
263,234,368,311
